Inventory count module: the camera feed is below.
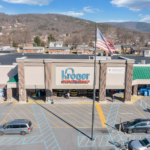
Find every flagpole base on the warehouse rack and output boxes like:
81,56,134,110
90,137,94,141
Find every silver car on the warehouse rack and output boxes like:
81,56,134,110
122,119,150,134
0,119,33,136
130,138,150,150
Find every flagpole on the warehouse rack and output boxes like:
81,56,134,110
91,22,97,140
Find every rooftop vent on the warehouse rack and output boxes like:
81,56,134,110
143,50,150,57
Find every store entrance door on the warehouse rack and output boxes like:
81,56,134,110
26,89,45,103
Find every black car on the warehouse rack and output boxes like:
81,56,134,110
122,119,150,134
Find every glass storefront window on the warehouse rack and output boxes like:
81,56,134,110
86,89,93,97
70,89,78,97
57,90,63,97
53,89,99,98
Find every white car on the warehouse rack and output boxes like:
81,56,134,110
129,138,150,150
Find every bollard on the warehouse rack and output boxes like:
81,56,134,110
119,118,122,131
112,95,115,102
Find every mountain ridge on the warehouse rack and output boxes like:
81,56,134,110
0,13,150,45
105,21,150,33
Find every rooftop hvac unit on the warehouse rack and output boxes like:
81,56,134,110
141,60,146,64
143,50,150,57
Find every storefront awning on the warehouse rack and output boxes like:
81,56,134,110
8,74,18,83
133,67,150,80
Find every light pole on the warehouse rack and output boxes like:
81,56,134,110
91,22,97,140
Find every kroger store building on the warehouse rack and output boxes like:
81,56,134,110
0,54,150,103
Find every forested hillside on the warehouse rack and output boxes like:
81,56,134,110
0,13,150,46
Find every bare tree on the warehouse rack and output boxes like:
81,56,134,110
70,34,82,48
82,32,90,44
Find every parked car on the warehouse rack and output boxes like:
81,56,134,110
0,119,33,136
129,138,150,150
113,51,119,54
122,119,150,134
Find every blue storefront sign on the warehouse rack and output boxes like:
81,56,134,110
62,68,90,84
62,68,90,80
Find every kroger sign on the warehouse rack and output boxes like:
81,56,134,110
62,68,90,80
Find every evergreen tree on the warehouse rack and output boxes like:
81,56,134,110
34,36,41,46
0,27,2,32
13,41,18,47
48,34,56,42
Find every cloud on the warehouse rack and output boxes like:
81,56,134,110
138,14,143,17
83,6,94,13
2,0,52,5
83,6,101,13
60,11,84,17
0,5,3,8
100,20,129,22
111,0,150,12
95,8,101,12
141,15,150,22
108,20,129,22
139,14,150,23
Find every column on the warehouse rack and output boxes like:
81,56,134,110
45,63,52,101
7,88,12,101
125,61,134,102
99,63,107,102
133,85,138,95
18,63,26,103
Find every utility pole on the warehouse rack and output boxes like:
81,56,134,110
91,22,97,140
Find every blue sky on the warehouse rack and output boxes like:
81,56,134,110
0,0,150,23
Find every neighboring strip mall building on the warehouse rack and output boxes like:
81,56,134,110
0,54,150,103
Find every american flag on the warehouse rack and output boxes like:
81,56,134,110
96,28,115,54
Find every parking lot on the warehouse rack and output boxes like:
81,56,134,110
0,97,150,150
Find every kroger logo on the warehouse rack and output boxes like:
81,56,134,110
62,68,90,80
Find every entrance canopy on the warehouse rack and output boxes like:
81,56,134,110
8,74,18,83
132,66,150,85
7,74,18,88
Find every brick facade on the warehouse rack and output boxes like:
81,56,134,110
49,50,70,54
99,63,107,101
45,63,52,101
125,63,134,102
18,63,26,102
23,50,43,53
7,88,12,101
133,84,138,95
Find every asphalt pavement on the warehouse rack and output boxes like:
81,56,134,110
0,97,150,150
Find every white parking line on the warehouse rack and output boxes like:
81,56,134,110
121,113,133,114
61,113,73,114
89,113,98,114
138,99,150,112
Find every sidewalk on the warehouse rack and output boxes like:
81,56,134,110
53,94,125,104
0,96,6,102
0,96,18,104
53,97,99,104
0,95,143,104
